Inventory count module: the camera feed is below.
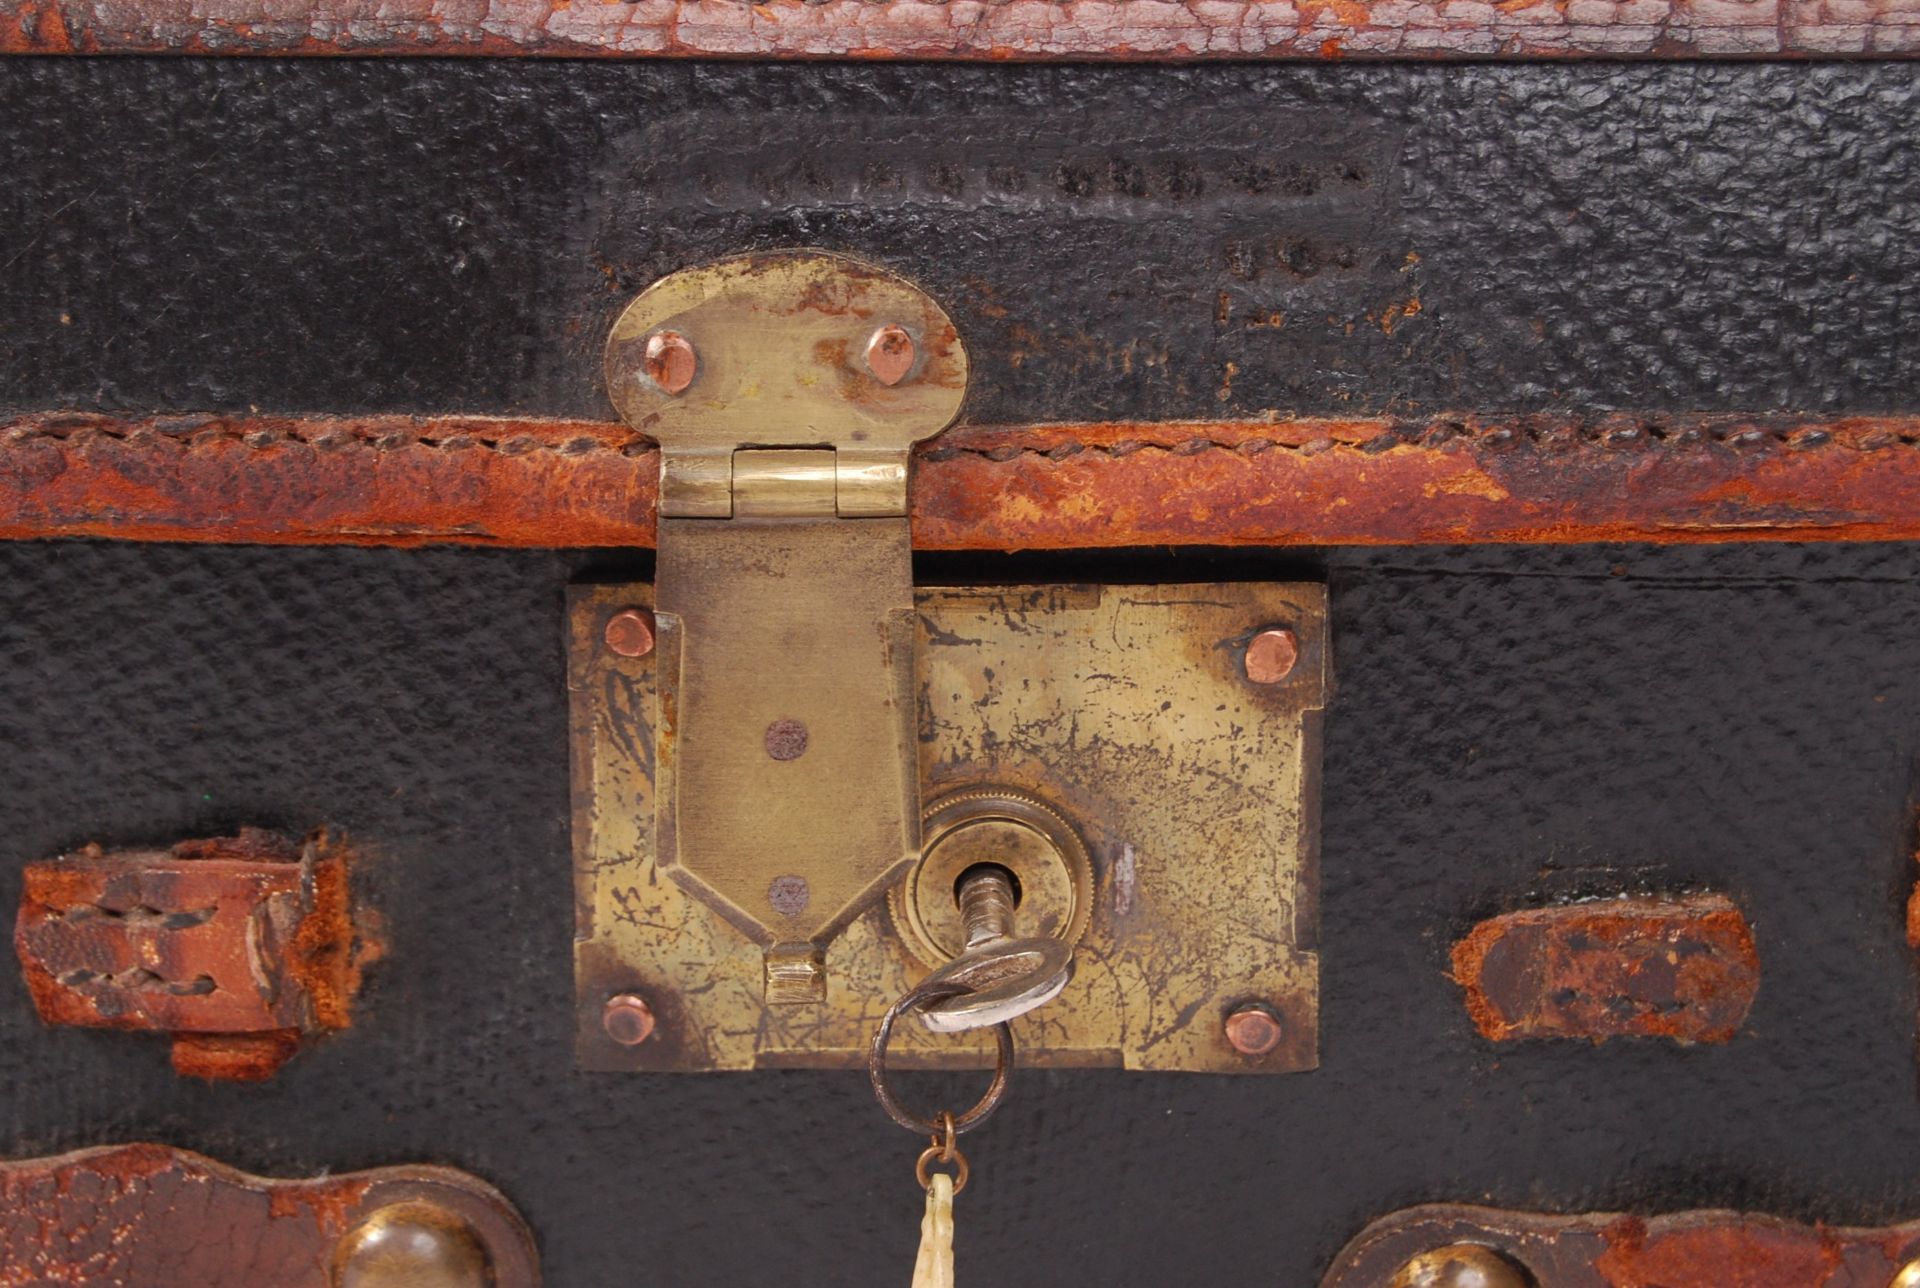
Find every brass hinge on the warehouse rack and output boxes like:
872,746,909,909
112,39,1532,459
603,251,968,1003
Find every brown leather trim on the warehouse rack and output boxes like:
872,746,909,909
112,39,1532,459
1325,1204,1920,1287
5,410,1920,549
1451,894,1760,1044
14,828,379,1080
3,0,1916,60
0,1144,539,1285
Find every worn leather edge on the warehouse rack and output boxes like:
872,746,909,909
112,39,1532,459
1321,1203,1920,1286
0,1142,541,1286
2,0,1916,59
5,411,1920,549
14,828,381,1081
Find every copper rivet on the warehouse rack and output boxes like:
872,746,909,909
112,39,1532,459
1893,1261,1920,1288
602,992,656,1046
768,875,812,917
1223,1003,1284,1056
1389,1244,1532,1288
1244,628,1299,684
332,1201,490,1288
603,609,656,658
864,324,916,387
643,330,697,395
764,718,809,761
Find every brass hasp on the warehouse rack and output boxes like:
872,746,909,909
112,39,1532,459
602,251,967,1000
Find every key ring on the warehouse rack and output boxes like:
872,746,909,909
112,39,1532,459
868,974,1014,1137
914,1111,970,1195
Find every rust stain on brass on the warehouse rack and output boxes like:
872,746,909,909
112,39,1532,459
1450,894,1758,1045
8,412,1920,551
1326,1205,1920,1288
14,828,379,1080
0,1144,538,1286
570,580,1326,1073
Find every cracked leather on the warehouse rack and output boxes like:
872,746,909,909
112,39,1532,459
6,410,1920,547
0,63,1914,428
0,1144,537,1286
4,0,1917,59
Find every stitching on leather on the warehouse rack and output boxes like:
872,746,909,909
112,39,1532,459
0,419,652,458
924,419,1920,461
4,416,1915,461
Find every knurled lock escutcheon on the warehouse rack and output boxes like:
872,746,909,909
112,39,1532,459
603,251,968,1000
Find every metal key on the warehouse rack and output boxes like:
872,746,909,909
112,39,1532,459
914,865,1074,1034
870,866,1064,1286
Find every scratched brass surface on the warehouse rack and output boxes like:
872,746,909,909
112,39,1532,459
603,253,966,966
651,518,922,959
571,581,1326,1073
603,251,968,518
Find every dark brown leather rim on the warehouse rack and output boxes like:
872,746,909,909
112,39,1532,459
2,0,1916,61
6,410,1920,549
0,1143,540,1286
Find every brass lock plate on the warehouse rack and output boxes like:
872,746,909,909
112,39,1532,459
571,580,1326,1074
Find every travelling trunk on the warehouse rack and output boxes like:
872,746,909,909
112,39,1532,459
1,9,1918,1285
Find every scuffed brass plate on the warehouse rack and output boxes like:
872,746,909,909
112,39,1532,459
571,582,1326,1073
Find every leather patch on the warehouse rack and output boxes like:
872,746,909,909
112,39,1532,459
14,828,378,1079
0,1143,538,1286
1451,893,1759,1044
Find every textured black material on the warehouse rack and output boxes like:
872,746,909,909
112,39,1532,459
4,540,1920,1286
1,61,1918,424
5,54,1920,1288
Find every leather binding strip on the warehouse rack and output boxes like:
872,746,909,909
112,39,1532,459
1,0,1915,59
1323,1204,1920,1286
0,1144,538,1286
14,828,376,1081
1451,895,1760,1045
5,411,1920,550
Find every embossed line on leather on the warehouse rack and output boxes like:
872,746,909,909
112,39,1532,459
5,411,1920,549
1,0,1916,58
1451,894,1760,1044
14,827,380,1080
